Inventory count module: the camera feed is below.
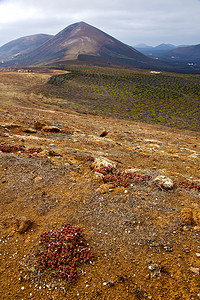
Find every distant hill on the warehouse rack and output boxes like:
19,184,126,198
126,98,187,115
0,34,53,62
134,43,153,49
134,43,177,58
154,43,176,51
2,22,168,70
133,43,200,72
165,44,200,63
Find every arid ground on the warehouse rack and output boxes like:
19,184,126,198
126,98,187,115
0,69,200,299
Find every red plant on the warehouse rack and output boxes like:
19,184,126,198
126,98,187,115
174,181,200,192
94,166,151,187
0,145,25,153
37,223,93,282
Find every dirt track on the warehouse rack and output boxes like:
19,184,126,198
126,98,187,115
0,70,200,299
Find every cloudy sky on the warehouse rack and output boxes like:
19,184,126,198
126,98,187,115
0,0,200,47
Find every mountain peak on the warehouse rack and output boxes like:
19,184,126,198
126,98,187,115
2,21,161,69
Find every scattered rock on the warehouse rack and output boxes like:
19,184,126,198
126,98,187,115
190,267,200,275
107,280,114,287
163,243,173,252
38,150,49,157
196,253,200,258
124,168,141,174
34,121,45,130
34,177,43,183
92,172,104,183
181,208,193,225
148,264,161,278
183,225,188,231
96,183,114,194
100,130,108,137
113,186,126,194
193,226,200,231
42,126,61,133
2,123,21,129
22,128,37,133
145,274,150,280
154,175,173,190
16,217,32,233
193,207,200,226
91,156,117,170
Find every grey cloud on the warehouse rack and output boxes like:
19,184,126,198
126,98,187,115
0,0,200,47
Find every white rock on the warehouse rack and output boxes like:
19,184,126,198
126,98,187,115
154,175,173,190
190,267,200,275
124,168,141,174
92,156,117,169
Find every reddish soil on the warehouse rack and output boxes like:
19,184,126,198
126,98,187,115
0,70,200,300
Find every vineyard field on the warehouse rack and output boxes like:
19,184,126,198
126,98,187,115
42,66,200,131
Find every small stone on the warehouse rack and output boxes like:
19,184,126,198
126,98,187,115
34,177,43,183
34,121,45,130
149,264,161,278
96,183,113,194
193,208,200,226
163,243,173,252
2,123,21,129
194,226,200,231
38,150,48,158
100,130,108,137
196,253,200,258
91,156,117,170
181,208,193,225
124,168,141,174
107,280,114,287
145,274,150,280
16,217,32,234
93,172,104,183
190,267,200,275
22,128,37,133
42,126,60,133
154,175,173,190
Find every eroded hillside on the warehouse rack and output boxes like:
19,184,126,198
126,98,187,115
0,69,200,300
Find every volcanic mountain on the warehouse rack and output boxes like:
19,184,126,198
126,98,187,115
0,34,53,62
4,22,163,69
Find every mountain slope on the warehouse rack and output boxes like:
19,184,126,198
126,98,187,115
4,22,162,68
166,44,200,62
0,34,53,62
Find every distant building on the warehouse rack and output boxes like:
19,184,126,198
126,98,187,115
150,71,161,74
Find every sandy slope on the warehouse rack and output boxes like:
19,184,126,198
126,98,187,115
0,70,200,299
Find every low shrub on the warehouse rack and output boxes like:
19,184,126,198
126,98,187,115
95,166,151,187
175,181,200,192
37,223,93,282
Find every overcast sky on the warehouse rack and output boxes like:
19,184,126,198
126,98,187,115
0,0,200,47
